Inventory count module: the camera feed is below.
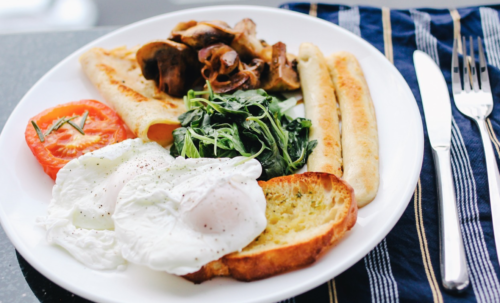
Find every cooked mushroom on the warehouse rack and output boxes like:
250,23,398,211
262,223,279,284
170,20,235,49
241,58,265,90
136,40,200,97
261,42,300,91
259,44,297,63
231,18,266,60
170,20,198,37
199,43,240,76
198,43,265,93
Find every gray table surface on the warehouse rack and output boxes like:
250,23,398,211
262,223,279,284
0,28,115,303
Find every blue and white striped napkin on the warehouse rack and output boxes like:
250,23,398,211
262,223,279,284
278,3,500,303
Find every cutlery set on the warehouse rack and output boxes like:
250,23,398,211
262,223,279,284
414,37,499,292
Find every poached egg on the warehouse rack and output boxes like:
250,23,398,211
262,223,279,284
40,138,267,275
41,138,174,270
113,156,267,275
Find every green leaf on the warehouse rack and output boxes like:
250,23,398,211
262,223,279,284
172,86,317,180
235,143,265,166
229,123,250,156
181,131,200,158
170,128,187,157
268,96,296,115
178,109,204,127
206,80,214,100
278,97,298,114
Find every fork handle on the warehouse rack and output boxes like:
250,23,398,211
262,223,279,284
476,118,500,267
432,147,469,292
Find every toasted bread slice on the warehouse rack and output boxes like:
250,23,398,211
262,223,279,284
183,172,357,283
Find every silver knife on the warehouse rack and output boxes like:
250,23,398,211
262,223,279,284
413,50,469,292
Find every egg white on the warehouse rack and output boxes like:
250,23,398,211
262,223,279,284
113,157,267,275
40,138,267,275
40,138,174,270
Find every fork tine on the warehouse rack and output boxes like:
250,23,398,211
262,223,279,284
469,36,480,92
478,36,491,92
452,38,462,94
462,36,471,92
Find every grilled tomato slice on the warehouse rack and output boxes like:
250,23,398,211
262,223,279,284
25,100,134,180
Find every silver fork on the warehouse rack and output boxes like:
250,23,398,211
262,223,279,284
452,36,500,265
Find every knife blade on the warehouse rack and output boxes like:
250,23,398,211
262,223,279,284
414,51,452,149
413,50,469,292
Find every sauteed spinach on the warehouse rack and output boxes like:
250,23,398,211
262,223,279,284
170,82,317,180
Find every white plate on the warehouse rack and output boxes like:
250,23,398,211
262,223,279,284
0,5,423,303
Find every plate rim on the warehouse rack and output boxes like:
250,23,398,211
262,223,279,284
0,5,424,303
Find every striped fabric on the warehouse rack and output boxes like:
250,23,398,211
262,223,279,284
277,3,500,303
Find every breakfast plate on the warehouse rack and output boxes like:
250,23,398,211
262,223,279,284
0,5,423,303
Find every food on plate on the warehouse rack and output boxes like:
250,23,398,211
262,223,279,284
170,20,235,50
38,138,267,274
25,99,131,180
137,18,300,96
169,19,264,60
230,18,271,61
170,83,317,180
136,40,201,97
197,42,265,93
260,42,300,91
113,155,266,275
27,17,380,284
38,139,173,269
327,52,379,207
297,43,342,177
80,18,301,147
79,46,185,146
184,172,357,283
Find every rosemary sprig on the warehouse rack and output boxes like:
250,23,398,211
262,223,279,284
79,110,89,129
40,115,83,142
67,120,85,135
62,116,77,125
31,121,45,142
44,117,66,136
52,116,77,131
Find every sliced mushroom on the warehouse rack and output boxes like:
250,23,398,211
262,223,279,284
219,49,240,75
259,45,273,62
211,72,250,94
261,42,300,91
170,20,235,49
136,40,200,97
199,43,240,76
259,45,297,63
230,18,265,60
241,58,265,90
198,43,264,93
170,20,198,39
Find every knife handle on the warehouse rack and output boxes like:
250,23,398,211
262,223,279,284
432,147,469,292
